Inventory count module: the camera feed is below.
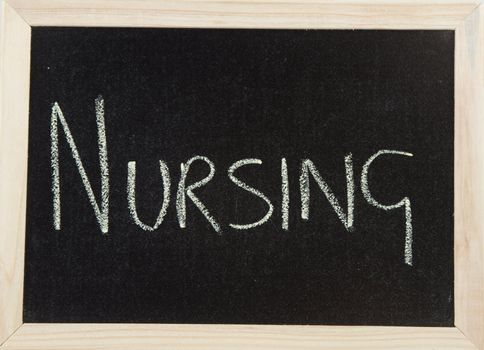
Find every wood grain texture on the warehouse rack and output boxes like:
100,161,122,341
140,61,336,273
5,0,480,29
0,0,30,346
0,324,478,350
455,4,484,350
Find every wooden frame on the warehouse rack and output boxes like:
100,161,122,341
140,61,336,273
0,0,482,348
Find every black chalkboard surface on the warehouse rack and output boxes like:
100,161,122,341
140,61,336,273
24,28,454,326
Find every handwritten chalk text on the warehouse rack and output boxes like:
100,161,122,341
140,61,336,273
51,97,414,265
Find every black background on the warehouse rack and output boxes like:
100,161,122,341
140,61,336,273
25,28,454,325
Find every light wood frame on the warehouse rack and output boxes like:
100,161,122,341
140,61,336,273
0,0,483,349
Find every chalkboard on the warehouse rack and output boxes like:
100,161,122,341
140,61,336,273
24,28,454,326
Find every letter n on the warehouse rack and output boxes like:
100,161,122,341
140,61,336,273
51,96,109,233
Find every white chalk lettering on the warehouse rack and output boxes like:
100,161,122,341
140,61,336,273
361,149,413,266
51,96,109,233
299,153,355,231
176,156,220,233
127,160,171,231
228,159,274,229
300,155,354,231
281,158,289,231
48,97,419,263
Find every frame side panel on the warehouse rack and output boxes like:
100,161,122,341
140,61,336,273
0,0,30,345
5,0,479,29
455,4,484,350
1,324,478,350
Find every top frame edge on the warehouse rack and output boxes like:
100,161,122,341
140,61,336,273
3,0,480,30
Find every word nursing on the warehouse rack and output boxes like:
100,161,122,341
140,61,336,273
51,96,414,266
